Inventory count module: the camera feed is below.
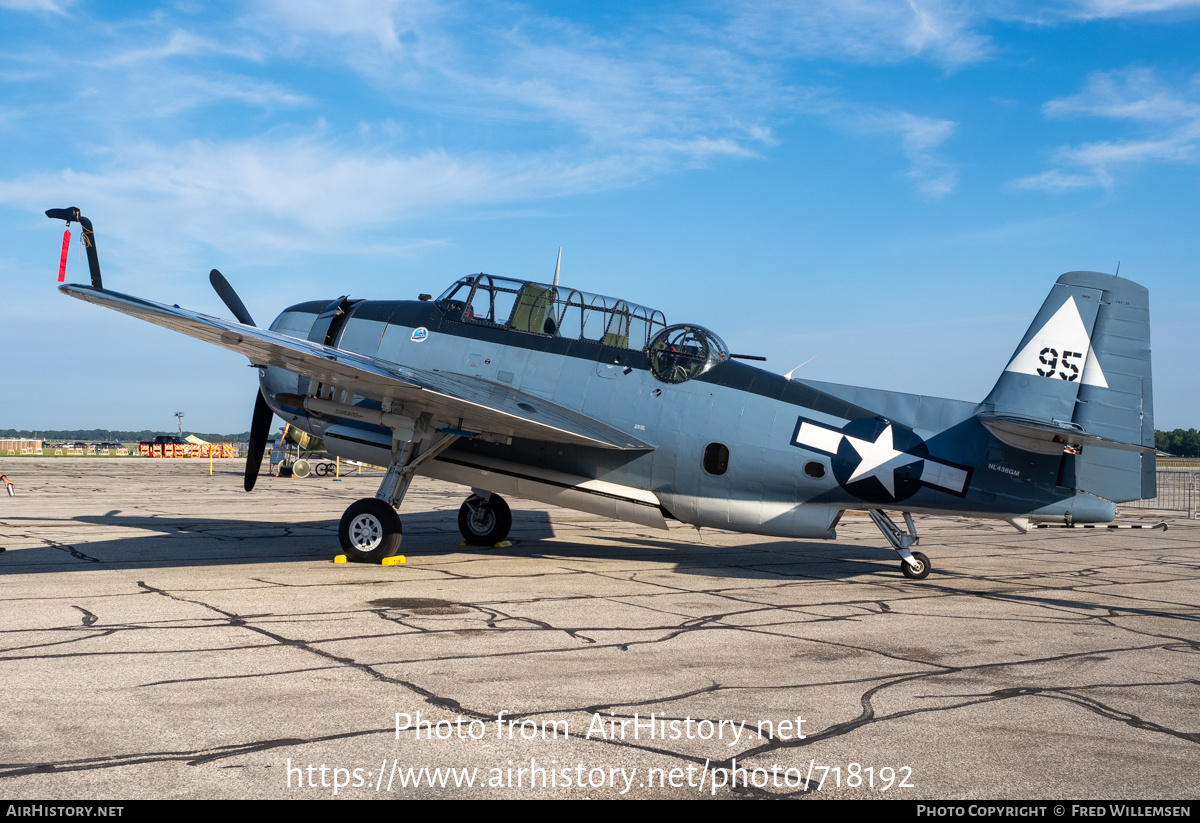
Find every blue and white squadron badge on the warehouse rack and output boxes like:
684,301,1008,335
792,416,972,504
411,327,429,342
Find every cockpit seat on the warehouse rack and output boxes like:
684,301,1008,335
511,283,556,335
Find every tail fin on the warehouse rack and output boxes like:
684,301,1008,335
981,271,1154,502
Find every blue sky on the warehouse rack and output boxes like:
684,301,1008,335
1,0,1197,433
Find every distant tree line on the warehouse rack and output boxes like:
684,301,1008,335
0,429,252,443
1156,429,1200,457
5,426,1199,455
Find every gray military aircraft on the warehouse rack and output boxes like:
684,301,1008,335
48,207,1156,579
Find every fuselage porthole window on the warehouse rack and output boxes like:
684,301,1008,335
703,442,730,476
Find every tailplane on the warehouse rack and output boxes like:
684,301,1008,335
980,271,1154,503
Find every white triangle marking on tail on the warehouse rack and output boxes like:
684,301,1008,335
1081,344,1108,388
1004,296,1095,383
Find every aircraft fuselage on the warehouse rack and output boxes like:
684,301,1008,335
261,294,1116,540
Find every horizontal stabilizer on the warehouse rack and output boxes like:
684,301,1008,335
976,412,1156,456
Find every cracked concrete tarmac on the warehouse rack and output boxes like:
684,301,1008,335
0,458,1196,799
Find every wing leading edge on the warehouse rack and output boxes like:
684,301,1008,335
60,284,654,451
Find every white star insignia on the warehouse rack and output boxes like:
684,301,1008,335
844,425,917,497
793,419,969,498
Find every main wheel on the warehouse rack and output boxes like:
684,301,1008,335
458,494,512,546
339,498,402,562
900,551,931,580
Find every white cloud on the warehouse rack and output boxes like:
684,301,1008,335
0,19,305,129
100,29,263,66
726,0,1200,66
893,113,961,196
725,0,993,67
0,0,972,259
0,136,700,268
1055,0,1200,18
1014,68,1200,190
239,1,956,195
0,0,70,13
803,101,960,196
1011,168,1112,191
991,0,1200,23
1044,67,1200,122
125,72,309,117
247,2,781,154
251,0,446,71
255,0,432,51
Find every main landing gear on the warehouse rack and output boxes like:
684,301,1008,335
334,415,515,561
458,490,512,546
868,509,931,580
338,414,461,563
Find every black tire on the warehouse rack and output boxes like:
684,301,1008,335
339,498,402,562
458,494,512,546
314,461,327,476
901,551,931,580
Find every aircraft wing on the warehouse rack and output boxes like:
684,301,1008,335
60,284,653,451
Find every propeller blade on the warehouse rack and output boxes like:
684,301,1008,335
210,268,256,327
244,390,273,492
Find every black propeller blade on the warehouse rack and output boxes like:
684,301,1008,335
209,268,256,327
209,268,271,491
244,389,274,492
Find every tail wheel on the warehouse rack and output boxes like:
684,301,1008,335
901,551,931,580
458,494,512,546
339,498,402,562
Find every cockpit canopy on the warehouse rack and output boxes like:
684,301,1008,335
436,274,669,351
436,274,731,383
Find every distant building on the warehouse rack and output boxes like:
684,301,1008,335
1,439,43,455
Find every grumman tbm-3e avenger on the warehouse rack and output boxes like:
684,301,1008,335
47,207,1158,579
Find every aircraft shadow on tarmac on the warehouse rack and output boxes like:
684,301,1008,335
0,509,905,581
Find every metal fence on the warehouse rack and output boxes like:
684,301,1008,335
1123,469,1199,518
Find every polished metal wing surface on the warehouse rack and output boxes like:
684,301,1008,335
61,284,654,451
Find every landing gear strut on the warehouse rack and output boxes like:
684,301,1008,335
338,414,460,562
458,490,512,546
868,509,931,580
